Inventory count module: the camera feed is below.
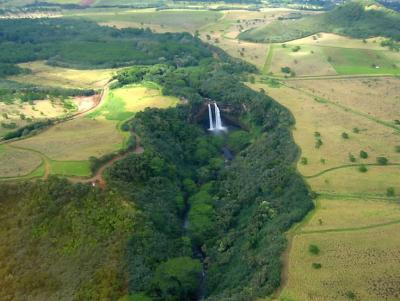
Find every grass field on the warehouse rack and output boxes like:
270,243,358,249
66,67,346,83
3,84,179,178
74,9,222,33
281,198,400,301
302,198,400,232
50,160,91,177
249,82,400,179
12,118,123,161
9,61,116,89
323,47,400,75
264,34,400,77
0,144,42,178
89,84,179,121
307,165,400,196
0,98,74,138
289,77,400,124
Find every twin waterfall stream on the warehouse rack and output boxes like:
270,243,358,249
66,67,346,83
208,103,225,131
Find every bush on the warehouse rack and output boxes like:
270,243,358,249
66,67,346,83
376,157,388,165
387,187,395,197
348,153,356,162
359,150,368,159
312,263,322,269
358,165,368,173
315,139,323,149
309,244,320,255
352,127,360,133
395,145,400,153
341,132,349,139
345,290,356,300
301,157,308,165
281,66,291,74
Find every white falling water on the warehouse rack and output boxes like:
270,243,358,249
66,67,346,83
208,103,214,130
207,102,226,132
214,103,224,130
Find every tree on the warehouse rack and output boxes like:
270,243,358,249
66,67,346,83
387,187,395,197
341,132,349,139
358,165,368,173
377,157,388,165
359,150,368,159
152,257,201,301
309,244,320,255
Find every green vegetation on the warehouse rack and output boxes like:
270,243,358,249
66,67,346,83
103,49,311,300
0,178,135,300
308,244,320,255
0,18,215,70
240,2,400,43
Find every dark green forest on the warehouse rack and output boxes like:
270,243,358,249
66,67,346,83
0,17,312,301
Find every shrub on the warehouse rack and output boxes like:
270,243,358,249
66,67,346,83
376,157,388,165
359,150,368,159
348,153,356,162
352,127,360,133
292,46,301,52
301,157,308,165
358,165,368,173
387,187,395,197
341,132,349,139
312,263,322,269
395,145,400,153
315,139,323,149
281,66,291,74
309,244,320,255
345,290,356,300
314,131,321,138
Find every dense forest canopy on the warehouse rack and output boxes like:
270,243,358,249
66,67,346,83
102,43,313,300
0,18,214,69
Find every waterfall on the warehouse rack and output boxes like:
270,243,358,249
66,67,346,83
208,103,214,130
214,103,224,131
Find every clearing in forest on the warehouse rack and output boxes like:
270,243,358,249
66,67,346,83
8,61,116,89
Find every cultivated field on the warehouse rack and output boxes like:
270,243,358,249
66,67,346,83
0,145,42,178
3,84,179,178
9,61,116,89
265,34,400,77
281,199,400,301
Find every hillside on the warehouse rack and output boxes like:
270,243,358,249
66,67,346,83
239,1,400,42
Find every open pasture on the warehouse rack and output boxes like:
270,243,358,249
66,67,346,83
89,84,179,121
289,77,400,125
268,44,336,76
11,117,123,161
308,165,400,196
78,9,222,33
0,99,73,138
249,83,400,178
9,61,116,89
265,34,400,76
281,206,400,301
0,145,42,178
287,33,387,50
303,198,400,232
323,47,400,75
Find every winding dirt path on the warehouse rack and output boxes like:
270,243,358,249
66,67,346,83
68,133,144,188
